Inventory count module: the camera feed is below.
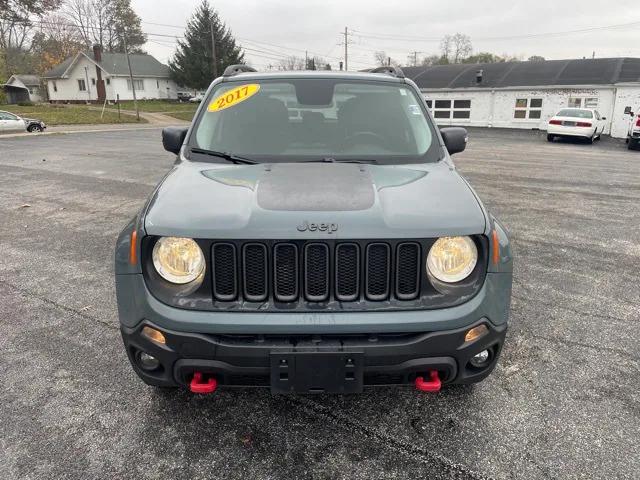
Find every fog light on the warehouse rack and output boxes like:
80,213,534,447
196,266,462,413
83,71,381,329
464,324,488,343
142,326,166,345
470,349,490,367
138,351,160,371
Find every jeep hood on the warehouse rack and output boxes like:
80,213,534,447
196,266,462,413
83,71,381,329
144,161,486,239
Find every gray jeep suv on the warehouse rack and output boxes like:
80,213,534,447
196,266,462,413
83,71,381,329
115,66,513,395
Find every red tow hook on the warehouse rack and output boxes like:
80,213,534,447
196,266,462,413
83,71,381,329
189,372,217,394
415,370,442,392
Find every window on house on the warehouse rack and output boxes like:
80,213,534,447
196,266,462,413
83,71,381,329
78,79,86,91
514,98,542,119
106,78,110,85
156,80,160,88
91,78,96,86
127,79,145,91
584,97,598,108
52,81,57,92
425,99,432,108
429,99,472,120
568,97,582,108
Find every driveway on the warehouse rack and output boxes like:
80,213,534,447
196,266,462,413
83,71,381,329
0,128,638,479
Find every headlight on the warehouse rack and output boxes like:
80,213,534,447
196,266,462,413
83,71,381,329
152,237,205,284
427,236,478,283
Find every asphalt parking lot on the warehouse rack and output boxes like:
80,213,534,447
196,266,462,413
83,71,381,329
1,127,638,479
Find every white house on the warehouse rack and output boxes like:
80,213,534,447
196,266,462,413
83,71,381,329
403,58,640,139
43,45,181,103
2,74,43,103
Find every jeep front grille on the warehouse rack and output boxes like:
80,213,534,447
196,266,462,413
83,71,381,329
211,240,423,304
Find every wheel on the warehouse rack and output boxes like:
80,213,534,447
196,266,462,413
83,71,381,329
27,124,43,133
546,134,554,142
628,139,638,150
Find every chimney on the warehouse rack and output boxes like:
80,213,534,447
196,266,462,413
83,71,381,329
92,44,106,103
93,44,102,62
476,69,483,84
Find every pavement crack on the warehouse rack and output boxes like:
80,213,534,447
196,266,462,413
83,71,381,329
0,279,118,331
284,396,492,480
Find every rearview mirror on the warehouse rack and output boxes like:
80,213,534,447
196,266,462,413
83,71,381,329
440,127,468,155
624,106,633,116
162,127,188,154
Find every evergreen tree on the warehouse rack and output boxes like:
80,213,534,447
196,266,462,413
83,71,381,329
169,0,244,89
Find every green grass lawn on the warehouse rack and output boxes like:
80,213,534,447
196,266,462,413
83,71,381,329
117,100,198,114
2,104,145,125
166,110,196,122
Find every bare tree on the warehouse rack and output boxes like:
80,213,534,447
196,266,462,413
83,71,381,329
0,0,61,50
374,50,388,66
451,33,472,63
439,35,452,62
278,55,305,70
440,33,472,63
61,0,146,52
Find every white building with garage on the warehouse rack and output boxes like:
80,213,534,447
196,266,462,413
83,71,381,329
43,45,181,103
402,57,640,139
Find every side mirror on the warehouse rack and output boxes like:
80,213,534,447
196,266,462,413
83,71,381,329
440,127,468,155
162,127,188,154
624,106,633,116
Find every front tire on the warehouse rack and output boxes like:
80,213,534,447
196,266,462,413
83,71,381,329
27,124,43,133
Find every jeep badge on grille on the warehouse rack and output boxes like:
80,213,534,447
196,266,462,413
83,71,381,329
296,221,338,234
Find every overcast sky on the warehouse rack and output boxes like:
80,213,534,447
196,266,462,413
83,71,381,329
132,0,640,69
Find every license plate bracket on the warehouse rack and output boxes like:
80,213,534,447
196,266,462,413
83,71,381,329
270,351,364,394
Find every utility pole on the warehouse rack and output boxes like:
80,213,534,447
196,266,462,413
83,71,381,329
344,26,348,71
210,16,218,78
410,51,422,66
122,29,139,121
305,50,308,70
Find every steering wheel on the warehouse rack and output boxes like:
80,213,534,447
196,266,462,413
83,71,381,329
339,131,387,150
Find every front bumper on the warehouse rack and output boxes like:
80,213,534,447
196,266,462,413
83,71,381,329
121,318,506,391
117,272,511,391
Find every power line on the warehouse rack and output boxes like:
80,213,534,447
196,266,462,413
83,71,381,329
351,20,640,43
1,16,373,68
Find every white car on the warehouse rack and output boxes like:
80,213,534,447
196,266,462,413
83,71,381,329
547,108,606,143
624,107,640,150
189,94,204,103
0,110,46,133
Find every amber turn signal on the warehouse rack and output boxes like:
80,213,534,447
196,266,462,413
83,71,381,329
142,326,166,345
464,324,488,343
129,230,138,265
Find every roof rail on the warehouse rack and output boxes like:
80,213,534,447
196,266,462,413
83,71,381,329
222,64,257,77
369,65,405,78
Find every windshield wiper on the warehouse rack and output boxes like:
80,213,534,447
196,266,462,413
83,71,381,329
303,157,378,164
190,147,258,165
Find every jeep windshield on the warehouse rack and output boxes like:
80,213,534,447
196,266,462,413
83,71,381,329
188,78,441,164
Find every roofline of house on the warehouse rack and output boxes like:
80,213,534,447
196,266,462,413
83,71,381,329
417,83,637,93
4,74,40,86
44,73,171,80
